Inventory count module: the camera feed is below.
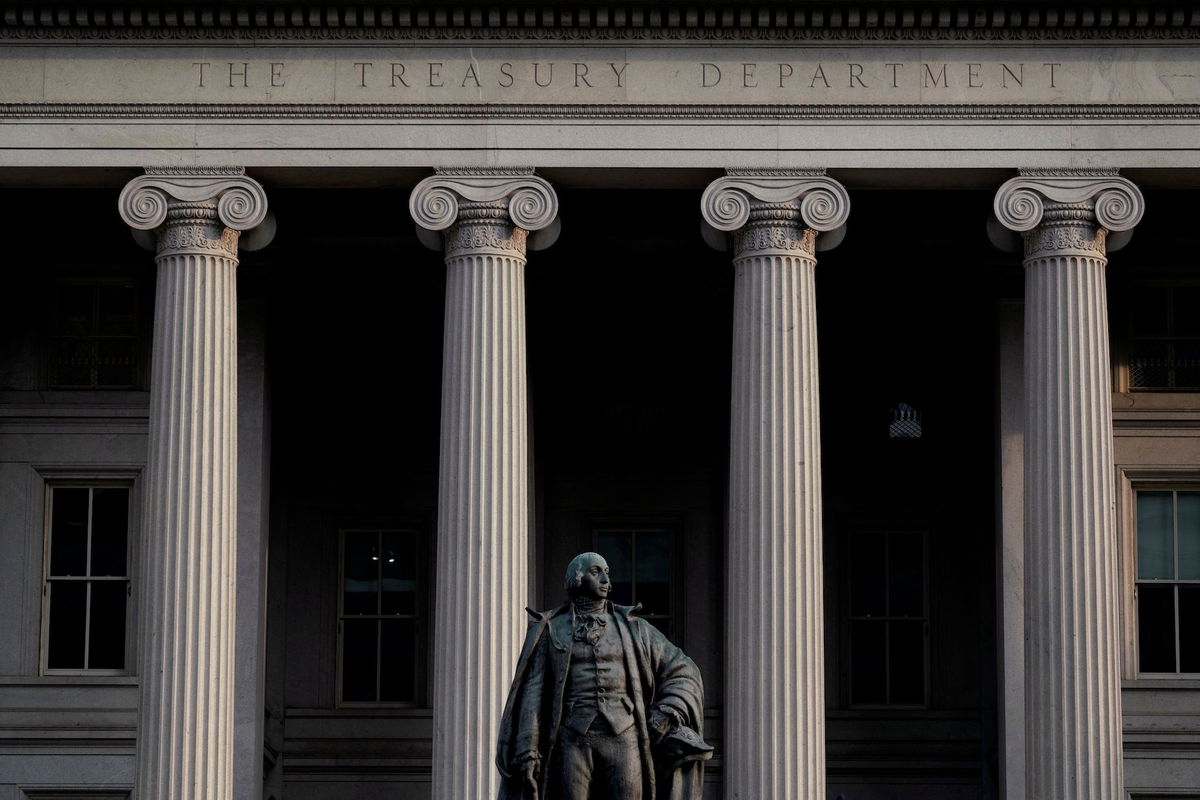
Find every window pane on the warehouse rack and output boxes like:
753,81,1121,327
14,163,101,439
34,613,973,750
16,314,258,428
1173,340,1200,391
888,533,924,618
1137,492,1174,580
342,532,379,616
596,531,633,606
57,285,95,335
1129,341,1170,390
95,338,138,387
851,533,886,617
850,619,886,704
1178,493,1200,580
636,532,671,617
1138,584,1177,673
379,619,417,702
646,617,673,641
50,488,90,576
88,581,127,670
1131,287,1170,337
1180,586,1200,673
97,285,136,336
380,532,416,616
1173,288,1200,337
90,488,129,577
889,620,925,704
48,339,96,387
341,619,378,702
46,581,87,669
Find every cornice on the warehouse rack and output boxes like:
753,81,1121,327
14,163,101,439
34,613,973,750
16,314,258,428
2,4,1199,42
4,102,1200,121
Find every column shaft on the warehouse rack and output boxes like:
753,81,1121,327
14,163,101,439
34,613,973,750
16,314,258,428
994,172,1142,799
1024,244,1123,799
138,224,239,800
434,246,529,799
727,244,824,800
703,172,847,800
412,177,557,800
119,169,269,800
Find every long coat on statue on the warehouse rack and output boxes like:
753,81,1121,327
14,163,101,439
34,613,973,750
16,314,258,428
495,601,707,800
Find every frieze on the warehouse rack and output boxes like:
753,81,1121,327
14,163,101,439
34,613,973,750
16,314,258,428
3,44,1199,108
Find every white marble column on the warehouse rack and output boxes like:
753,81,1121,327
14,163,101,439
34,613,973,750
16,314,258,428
994,169,1144,800
702,170,849,800
119,168,270,800
410,169,558,800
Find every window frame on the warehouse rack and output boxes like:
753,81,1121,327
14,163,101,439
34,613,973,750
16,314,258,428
1119,469,1200,681
591,517,683,643
39,477,138,677
335,525,427,708
844,528,931,709
45,277,142,391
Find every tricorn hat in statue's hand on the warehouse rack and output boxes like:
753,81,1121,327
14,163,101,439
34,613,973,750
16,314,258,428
658,724,715,769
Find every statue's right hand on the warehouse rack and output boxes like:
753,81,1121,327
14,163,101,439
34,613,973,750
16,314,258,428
521,758,539,794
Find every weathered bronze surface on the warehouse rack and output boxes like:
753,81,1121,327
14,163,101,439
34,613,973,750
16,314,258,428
496,552,712,800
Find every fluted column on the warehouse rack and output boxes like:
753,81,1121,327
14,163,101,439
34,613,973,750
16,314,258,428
410,169,558,800
994,169,1144,800
119,168,270,800
702,170,849,800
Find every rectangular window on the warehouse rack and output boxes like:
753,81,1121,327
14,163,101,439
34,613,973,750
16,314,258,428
338,528,424,705
1127,284,1200,391
42,484,133,673
1135,490,1200,674
594,525,677,640
848,531,928,706
47,279,140,389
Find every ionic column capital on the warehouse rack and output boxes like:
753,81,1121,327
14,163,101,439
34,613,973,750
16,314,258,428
701,169,850,258
118,167,272,258
993,168,1144,260
409,168,560,257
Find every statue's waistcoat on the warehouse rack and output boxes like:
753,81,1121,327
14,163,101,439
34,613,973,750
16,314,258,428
562,615,635,736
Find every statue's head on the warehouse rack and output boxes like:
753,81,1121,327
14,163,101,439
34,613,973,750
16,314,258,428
564,552,611,600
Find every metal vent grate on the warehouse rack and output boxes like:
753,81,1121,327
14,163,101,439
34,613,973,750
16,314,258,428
889,403,922,439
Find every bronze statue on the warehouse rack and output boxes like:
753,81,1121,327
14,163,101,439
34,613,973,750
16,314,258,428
496,552,712,800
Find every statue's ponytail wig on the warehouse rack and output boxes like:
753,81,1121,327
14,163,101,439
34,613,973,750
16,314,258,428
564,552,604,594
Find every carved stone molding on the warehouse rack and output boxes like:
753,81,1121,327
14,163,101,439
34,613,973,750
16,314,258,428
5,103,1200,121
702,170,849,258
118,167,270,258
409,170,558,258
3,4,1200,41
993,169,1143,259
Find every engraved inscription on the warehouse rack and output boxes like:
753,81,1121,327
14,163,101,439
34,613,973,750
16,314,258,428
698,61,1063,90
3,44,1193,107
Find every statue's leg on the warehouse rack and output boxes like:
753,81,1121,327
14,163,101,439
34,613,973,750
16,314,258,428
554,729,594,800
596,727,642,800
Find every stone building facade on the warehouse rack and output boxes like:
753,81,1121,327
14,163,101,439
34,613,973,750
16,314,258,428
1,3,1198,799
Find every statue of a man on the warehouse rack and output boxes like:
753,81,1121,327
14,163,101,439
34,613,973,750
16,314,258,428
496,552,712,800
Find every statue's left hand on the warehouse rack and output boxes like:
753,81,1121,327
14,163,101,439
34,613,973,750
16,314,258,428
648,707,676,745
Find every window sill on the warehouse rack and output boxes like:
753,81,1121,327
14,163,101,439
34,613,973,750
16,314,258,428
0,675,137,685
1122,678,1200,690
288,706,433,718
